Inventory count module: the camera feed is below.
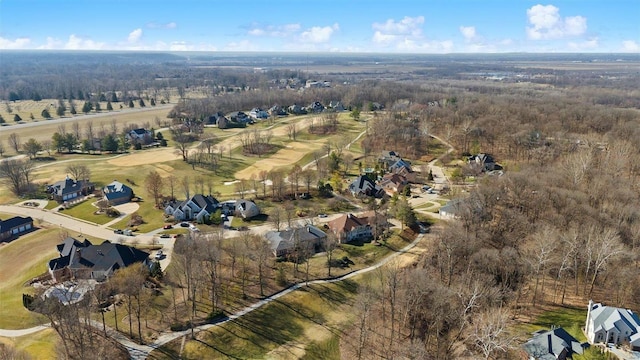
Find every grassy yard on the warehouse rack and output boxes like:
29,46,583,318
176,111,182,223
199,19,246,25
58,198,113,225
0,328,57,360
0,228,60,329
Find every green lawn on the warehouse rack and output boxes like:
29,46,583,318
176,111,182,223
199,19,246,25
0,328,57,360
0,229,60,329
515,306,587,342
58,198,113,225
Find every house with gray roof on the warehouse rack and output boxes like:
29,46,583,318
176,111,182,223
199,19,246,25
439,199,465,219
585,300,640,350
102,180,134,205
522,327,585,360
0,216,34,242
48,237,150,282
47,176,95,203
165,194,219,223
348,175,384,198
265,225,327,257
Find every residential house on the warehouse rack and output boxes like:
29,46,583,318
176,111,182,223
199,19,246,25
249,108,269,120
288,104,307,115
380,150,402,167
268,105,288,117
370,102,385,111
103,180,134,205
348,175,384,198
207,112,226,125
327,213,372,243
468,153,502,172
380,173,408,196
439,199,464,219
265,225,327,257
305,80,330,88
47,176,95,203
0,216,34,242
228,111,250,124
307,101,325,113
219,199,260,219
585,300,640,350
358,210,390,239
328,101,346,111
389,159,417,182
48,237,150,282
165,194,219,223
522,327,585,360
126,128,154,145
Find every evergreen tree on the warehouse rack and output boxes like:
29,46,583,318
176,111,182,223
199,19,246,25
31,92,42,101
150,98,156,106
56,105,65,117
139,99,146,107
99,93,107,102
41,109,51,119
102,134,119,153
77,90,84,100
0,115,4,124
128,100,135,108
29,113,34,120
70,103,77,115
106,101,113,111
14,114,22,122
111,92,118,102
82,102,92,114
94,102,101,112
9,92,20,101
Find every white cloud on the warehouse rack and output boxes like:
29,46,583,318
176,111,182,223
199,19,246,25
568,37,598,50
64,35,105,50
300,23,339,43
622,40,640,52
247,23,301,37
372,16,424,38
128,28,143,43
526,4,587,40
224,40,258,51
147,22,177,29
0,36,31,49
459,26,476,41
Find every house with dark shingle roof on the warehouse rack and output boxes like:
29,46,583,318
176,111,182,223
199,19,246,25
0,216,34,242
348,175,384,198
522,327,585,360
103,180,134,205
585,300,640,350
265,225,327,257
47,176,95,203
165,194,219,223
48,237,149,282
126,128,153,145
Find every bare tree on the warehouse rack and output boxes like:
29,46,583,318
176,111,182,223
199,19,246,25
584,226,624,296
270,207,282,232
0,159,33,195
524,226,558,307
181,175,190,199
259,170,269,198
167,175,177,200
145,170,164,208
8,132,20,153
468,308,515,360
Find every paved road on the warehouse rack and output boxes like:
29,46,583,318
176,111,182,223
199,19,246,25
0,105,173,134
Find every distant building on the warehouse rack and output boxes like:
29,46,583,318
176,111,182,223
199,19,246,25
327,213,372,243
165,194,219,222
348,176,384,198
126,128,154,145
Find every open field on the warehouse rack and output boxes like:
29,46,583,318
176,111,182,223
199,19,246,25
0,228,68,329
0,328,57,360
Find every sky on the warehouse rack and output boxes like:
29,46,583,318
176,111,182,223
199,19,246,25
0,0,638,53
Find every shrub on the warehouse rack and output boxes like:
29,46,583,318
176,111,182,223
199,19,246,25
106,208,120,217
206,309,225,323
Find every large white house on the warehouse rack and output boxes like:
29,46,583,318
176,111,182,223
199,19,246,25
165,194,219,223
585,300,640,350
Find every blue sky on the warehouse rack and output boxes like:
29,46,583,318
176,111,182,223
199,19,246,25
1,0,638,52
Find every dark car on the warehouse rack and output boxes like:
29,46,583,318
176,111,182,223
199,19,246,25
163,224,173,229
160,234,170,238
180,222,190,227
113,229,124,234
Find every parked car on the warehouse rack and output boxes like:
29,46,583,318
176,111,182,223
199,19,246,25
163,224,173,229
159,234,170,238
318,213,328,218
180,222,190,227
123,229,133,236
114,229,124,234
154,250,164,260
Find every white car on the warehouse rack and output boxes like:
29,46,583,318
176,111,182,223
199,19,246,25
189,225,199,232
154,250,163,260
